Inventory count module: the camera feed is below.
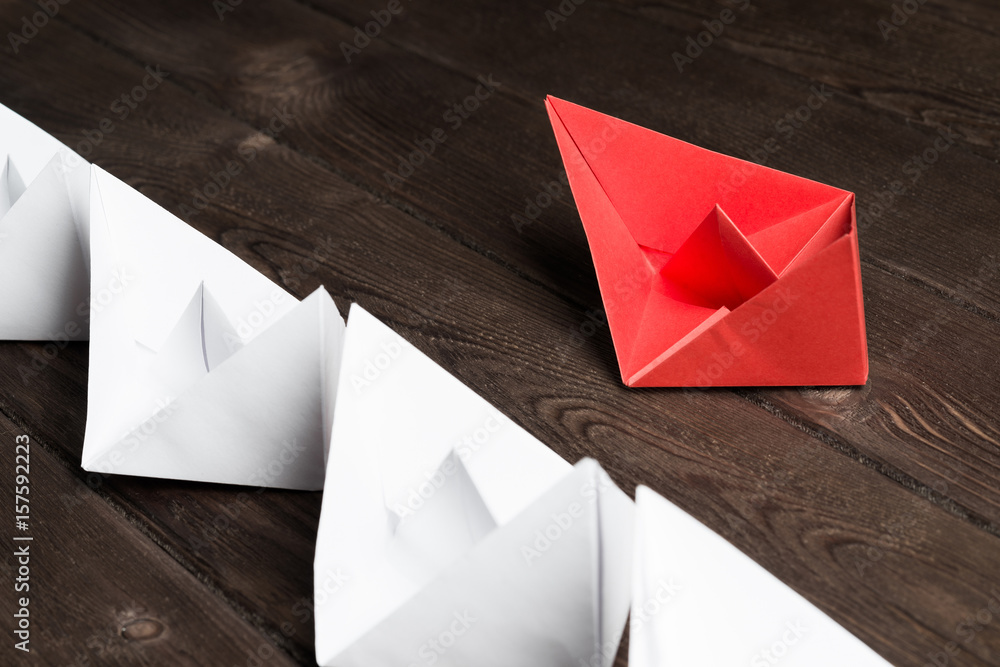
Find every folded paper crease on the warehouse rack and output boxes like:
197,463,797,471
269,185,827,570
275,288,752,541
629,487,891,666
2,101,889,666
2,104,342,489
313,304,633,666
546,95,868,387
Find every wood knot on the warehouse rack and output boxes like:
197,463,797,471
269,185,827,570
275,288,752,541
797,386,857,406
795,384,874,418
120,618,164,641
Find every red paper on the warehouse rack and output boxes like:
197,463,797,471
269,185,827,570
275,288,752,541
545,96,868,387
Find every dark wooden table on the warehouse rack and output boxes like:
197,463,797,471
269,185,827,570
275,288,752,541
1,0,998,665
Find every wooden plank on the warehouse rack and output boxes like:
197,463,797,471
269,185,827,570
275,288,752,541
0,338,325,663
54,0,1000,316
606,0,1000,162
0,412,298,666
306,0,1000,314
45,0,1000,527
763,262,1000,529
1,5,1000,666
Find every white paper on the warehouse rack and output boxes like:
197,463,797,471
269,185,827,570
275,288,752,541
0,103,77,185
0,153,90,340
0,105,92,341
1,104,347,489
80,166,341,489
4,101,894,667
629,486,892,666
313,303,634,666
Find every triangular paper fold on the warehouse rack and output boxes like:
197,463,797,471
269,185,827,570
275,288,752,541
313,304,633,666
77,165,341,489
331,459,632,667
386,450,498,571
1,155,26,216
2,104,348,489
629,487,891,666
82,287,341,489
89,166,298,351
0,154,89,341
5,94,894,667
662,205,778,309
546,96,868,387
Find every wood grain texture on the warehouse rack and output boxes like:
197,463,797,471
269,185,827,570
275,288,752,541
0,0,997,665
0,412,299,667
47,0,1000,527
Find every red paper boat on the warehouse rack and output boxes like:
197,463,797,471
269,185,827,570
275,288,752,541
546,96,868,387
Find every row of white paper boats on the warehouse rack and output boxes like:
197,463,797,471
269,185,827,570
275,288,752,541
0,104,890,665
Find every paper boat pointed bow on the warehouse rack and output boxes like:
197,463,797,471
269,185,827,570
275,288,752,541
546,96,868,387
